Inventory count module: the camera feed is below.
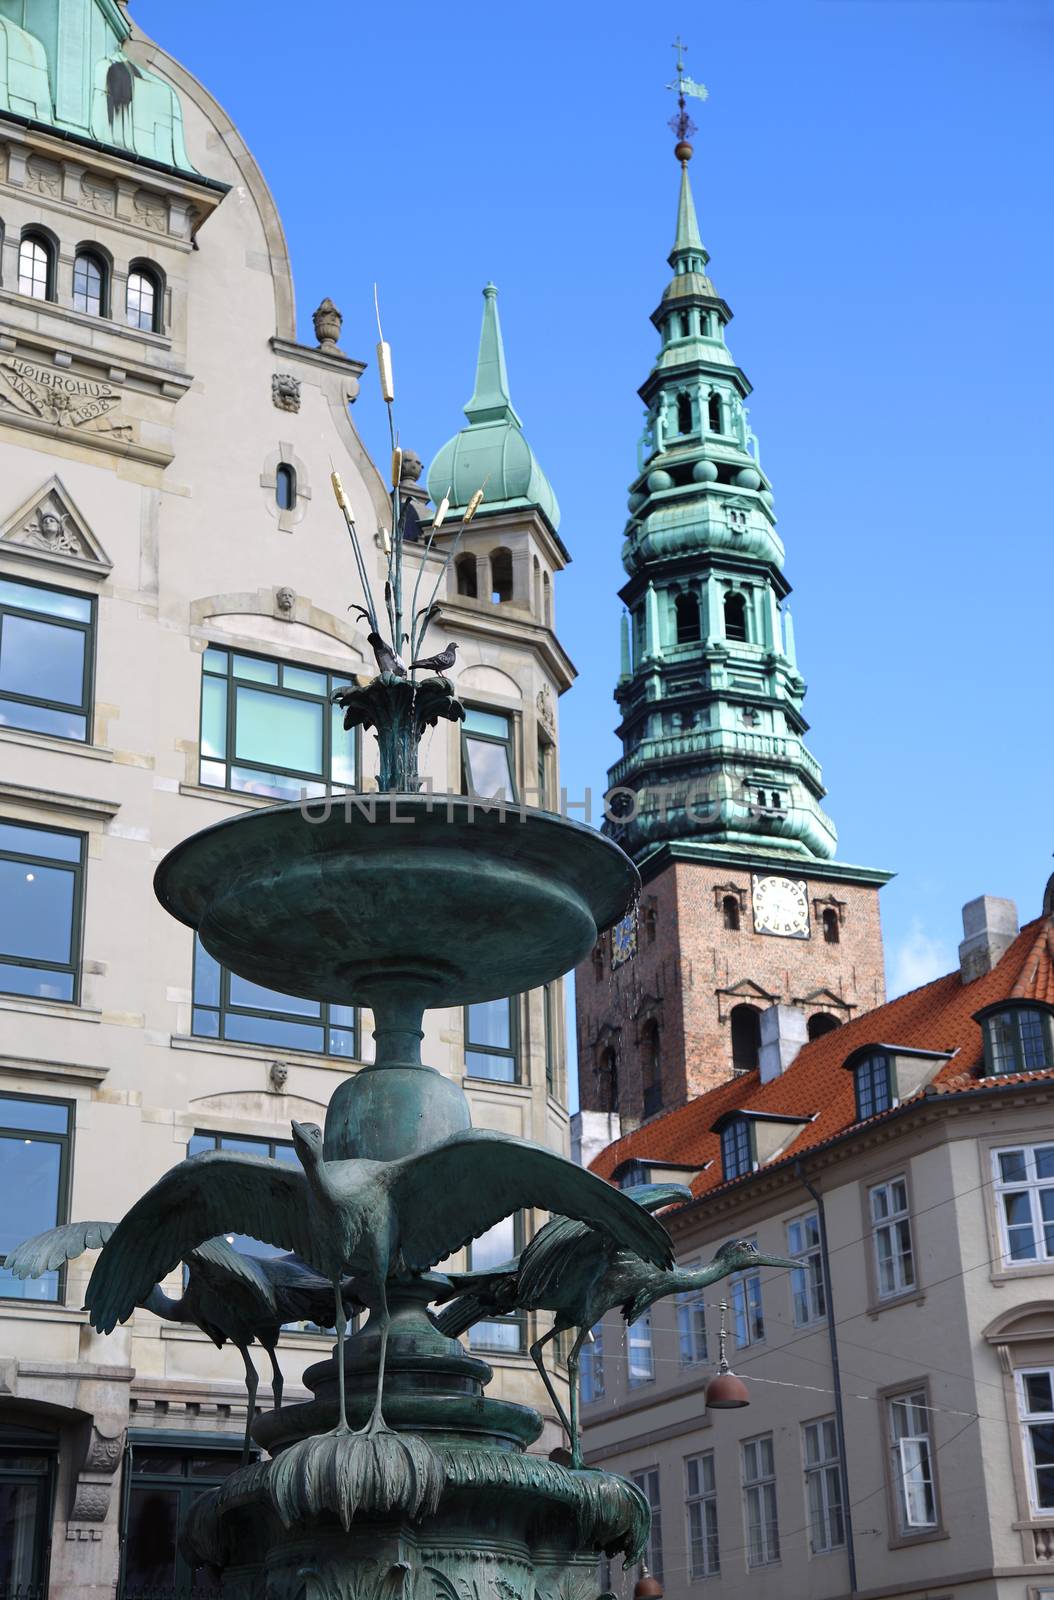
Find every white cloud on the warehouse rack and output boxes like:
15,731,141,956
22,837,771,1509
889,918,955,998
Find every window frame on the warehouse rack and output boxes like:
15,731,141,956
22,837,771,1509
730,1243,765,1350
720,1116,755,1181
980,1002,1054,1076
991,1141,1054,1269
18,230,55,301
125,260,163,333
787,1211,827,1327
685,1450,720,1579
676,1263,708,1366
742,1433,780,1568
199,644,359,800
275,463,297,512
0,1424,57,1595
463,994,519,1083
868,1174,917,1302
627,1309,655,1387
630,1467,663,1581
190,934,358,1060
580,1321,605,1404
853,1051,894,1122
72,247,110,318
0,818,86,1004
460,703,519,802
882,1382,942,1543
543,982,558,1099
0,573,96,744
464,1211,525,1354
121,1439,245,1597
0,1093,73,1305
1016,1368,1054,1515
802,1416,845,1555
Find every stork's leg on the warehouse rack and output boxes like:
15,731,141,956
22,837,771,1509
361,1275,390,1435
566,1327,590,1471
264,1339,284,1411
238,1343,259,1464
529,1325,573,1444
334,1278,349,1432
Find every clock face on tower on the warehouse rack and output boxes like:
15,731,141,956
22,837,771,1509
611,912,637,968
751,874,810,939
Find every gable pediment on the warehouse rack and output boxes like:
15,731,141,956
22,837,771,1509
0,477,112,578
795,986,851,1012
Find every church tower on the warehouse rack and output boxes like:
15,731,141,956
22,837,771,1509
574,89,890,1158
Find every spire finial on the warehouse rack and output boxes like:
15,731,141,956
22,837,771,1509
464,282,522,428
666,37,709,164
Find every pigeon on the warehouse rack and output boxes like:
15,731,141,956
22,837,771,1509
409,642,457,675
368,631,407,678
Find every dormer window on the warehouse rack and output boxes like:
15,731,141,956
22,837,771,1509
720,1117,754,1180
977,1002,1054,1076
854,1052,893,1121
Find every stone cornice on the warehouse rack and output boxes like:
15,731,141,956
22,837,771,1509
0,112,228,215
269,336,366,392
433,601,577,692
638,839,893,889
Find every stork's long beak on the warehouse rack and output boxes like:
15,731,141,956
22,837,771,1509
753,1253,801,1270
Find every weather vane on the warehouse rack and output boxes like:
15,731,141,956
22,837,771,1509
666,35,708,158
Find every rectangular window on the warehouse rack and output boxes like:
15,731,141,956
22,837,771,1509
854,1053,892,1121
993,1142,1054,1265
731,1243,765,1349
677,1267,708,1365
787,1212,826,1326
192,935,357,1058
0,1424,56,1596
631,1468,663,1581
803,1417,845,1553
580,1323,605,1404
0,575,94,742
685,1451,720,1578
0,821,84,1004
869,1176,916,1298
742,1434,780,1567
721,1118,754,1180
461,705,518,801
1017,1369,1054,1513
121,1442,243,1599
464,996,518,1082
199,646,358,800
628,1311,654,1386
887,1389,938,1532
0,1095,72,1303
544,983,557,1097
465,1213,524,1353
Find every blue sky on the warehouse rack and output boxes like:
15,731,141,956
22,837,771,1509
139,0,1053,1011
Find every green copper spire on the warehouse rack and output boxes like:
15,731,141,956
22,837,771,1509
604,144,841,864
427,284,560,529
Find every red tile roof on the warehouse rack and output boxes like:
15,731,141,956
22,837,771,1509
590,914,1054,1198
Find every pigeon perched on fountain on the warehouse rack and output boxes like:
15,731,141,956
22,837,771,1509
83,1124,673,1451
368,631,408,678
410,642,457,676
6,1223,362,1461
434,1189,798,1466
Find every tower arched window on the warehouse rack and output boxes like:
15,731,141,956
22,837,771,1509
676,393,693,435
641,1020,662,1117
455,553,478,598
724,591,748,642
708,392,723,433
18,231,54,301
723,895,741,931
543,570,552,626
808,1012,841,1041
675,591,700,644
822,908,840,945
597,1047,619,1113
679,312,691,337
490,548,513,604
700,312,712,337
73,249,108,317
730,1003,761,1072
126,261,162,332
275,463,297,511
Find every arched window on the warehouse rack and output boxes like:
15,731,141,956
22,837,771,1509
723,895,741,931
455,553,478,598
708,392,723,433
641,1020,661,1117
490,548,513,604
679,312,691,337
675,591,700,644
73,249,108,317
275,464,297,511
808,1012,841,1041
730,1003,761,1072
597,1047,619,1113
18,231,53,301
676,393,693,434
822,908,840,945
126,262,162,332
724,591,748,642
700,312,711,337
543,570,552,626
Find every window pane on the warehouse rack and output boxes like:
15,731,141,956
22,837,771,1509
221,1013,325,1053
73,254,104,315
0,697,86,739
0,961,74,1001
463,708,510,738
0,1098,68,1135
465,1050,516,1082
0,581,90,622
124,1485,178,1590
0,1135,63,1300
998,1149,1028,1183
1036,1146,1054,1180
1026,1373,1054,1415
201,674,227,759
283,666,327,694
0,613,85,705
331,706,357,785
466,999,511,1050
0,858,75,963
203,647,228,675
468,1215,516,1271
235,686,323,774
0,825,80,863
465,736,514,797
228,971,320,1018
232,655,279,685
0,1477,48,1588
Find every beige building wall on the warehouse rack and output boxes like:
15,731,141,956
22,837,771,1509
583,1089,1054,1600
0,14,574,1600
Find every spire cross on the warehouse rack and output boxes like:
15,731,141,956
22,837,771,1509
666,36,707,152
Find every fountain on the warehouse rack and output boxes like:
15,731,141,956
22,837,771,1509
139,335,654,1599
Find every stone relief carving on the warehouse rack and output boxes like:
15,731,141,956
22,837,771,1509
275,587,296,615
272,373,302,413
313,298,343,352
80,175,117,215
0,358,131,441
536,683,556,736
0,481,112,570
133,190,168,232
20,503,80,556
69,1421,126,1525
25,155,60,197
269,1061,289,1091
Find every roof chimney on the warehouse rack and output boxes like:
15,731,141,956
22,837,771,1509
959,895,1019,983
759,1005,809,1083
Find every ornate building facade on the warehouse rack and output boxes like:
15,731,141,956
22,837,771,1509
574,148,889,1160
0,5,573,1597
